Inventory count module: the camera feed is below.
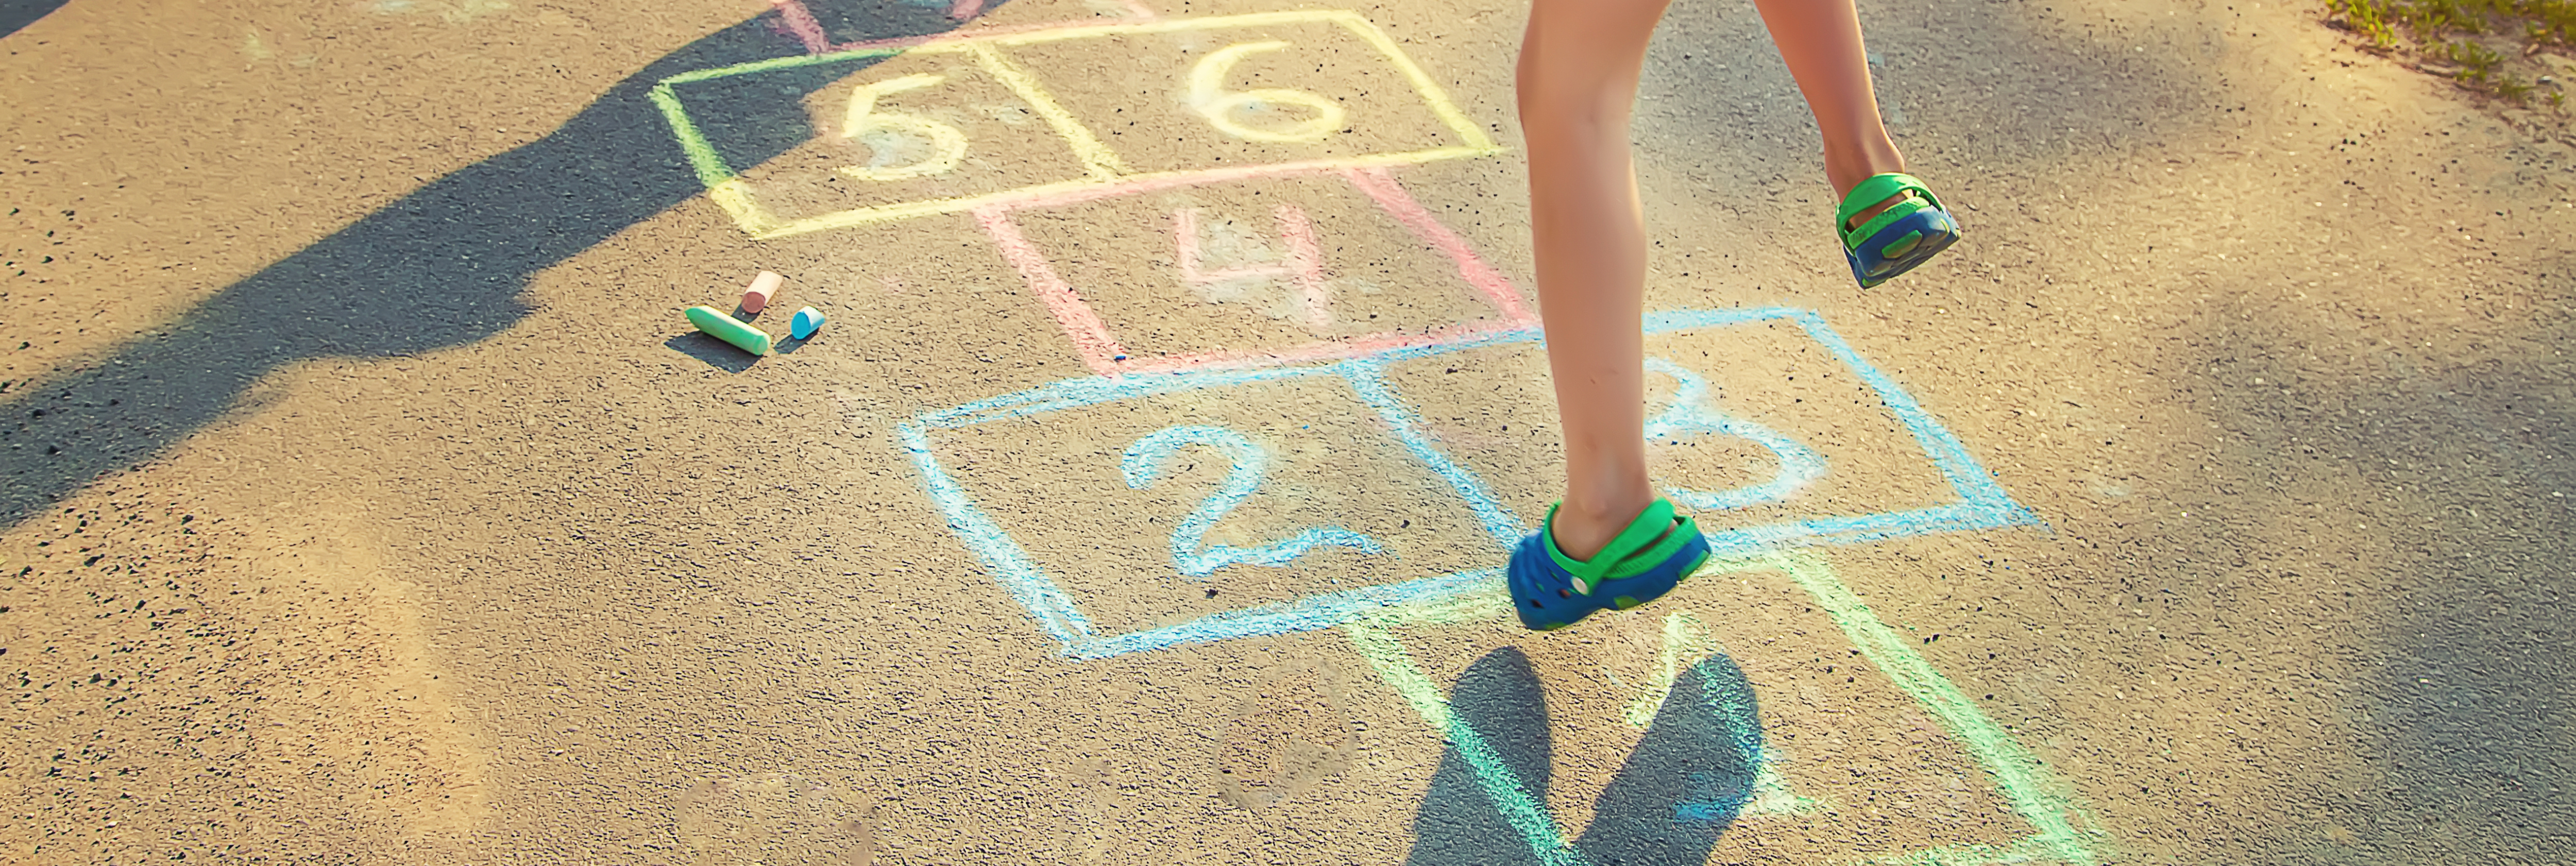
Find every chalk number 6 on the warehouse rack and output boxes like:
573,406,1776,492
838,73,968,181
1188,42,1347,143
1122,425,1380,578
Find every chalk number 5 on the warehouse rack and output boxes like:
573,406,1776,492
838,73,968,181
1122,425,1380,578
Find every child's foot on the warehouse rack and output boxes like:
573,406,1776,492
1836,172,1960,288
1507,499,1711,631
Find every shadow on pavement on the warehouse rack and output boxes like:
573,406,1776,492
665,333,763,373
2263,265,2576,862
1407,647,1764,866
2189,251,2576,861
0,0,989,528
0,0,66,39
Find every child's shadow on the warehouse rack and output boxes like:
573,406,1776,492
1406,647,1762,866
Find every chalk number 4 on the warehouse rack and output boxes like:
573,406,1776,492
1122,425,1380,578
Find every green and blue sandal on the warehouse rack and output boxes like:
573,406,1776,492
1507,499,1712,631
1839,172,1961,288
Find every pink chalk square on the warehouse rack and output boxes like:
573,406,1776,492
979,167,1536,375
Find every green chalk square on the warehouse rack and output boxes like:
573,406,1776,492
1348,551,2106,866
649,47,906,189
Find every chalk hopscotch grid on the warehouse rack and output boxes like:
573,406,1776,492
1340,551,2104,866
660,7,2084,860
897,307,2041,661
647,10,1504,240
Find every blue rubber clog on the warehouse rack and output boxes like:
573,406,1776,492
1508,499,1711,631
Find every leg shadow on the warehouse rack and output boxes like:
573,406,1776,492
1405,648,1554,866
0,0,987,527
1406,648,1762,866
1575,655,1762,865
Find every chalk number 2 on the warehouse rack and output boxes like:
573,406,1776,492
1122,425,1381,578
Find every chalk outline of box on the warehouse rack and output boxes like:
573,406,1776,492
897,307,2042,661
977,166,1541,377
648,10,1504,241
1342,550,2105,866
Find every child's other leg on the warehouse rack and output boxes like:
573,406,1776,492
1752,0,1906,220
1517,0,1674,559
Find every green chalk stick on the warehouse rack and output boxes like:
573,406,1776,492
686,305,772,356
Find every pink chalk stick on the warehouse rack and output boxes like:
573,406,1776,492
741,270,784,314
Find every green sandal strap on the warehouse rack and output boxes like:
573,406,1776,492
1617,513,1699,585
1836,173,1948,248
1844,199,1931,251
1543,499,1698,594
1835,173,1937,228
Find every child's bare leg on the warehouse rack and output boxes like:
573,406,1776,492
1518,0,1673,560
1752,0,1907,222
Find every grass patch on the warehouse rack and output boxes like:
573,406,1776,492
2326,0,2574,106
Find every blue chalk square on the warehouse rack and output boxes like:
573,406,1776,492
901,362,1516,659
900,308,2036,659
1369,308,2037,561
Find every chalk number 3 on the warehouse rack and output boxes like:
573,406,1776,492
1122,425,1380,578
